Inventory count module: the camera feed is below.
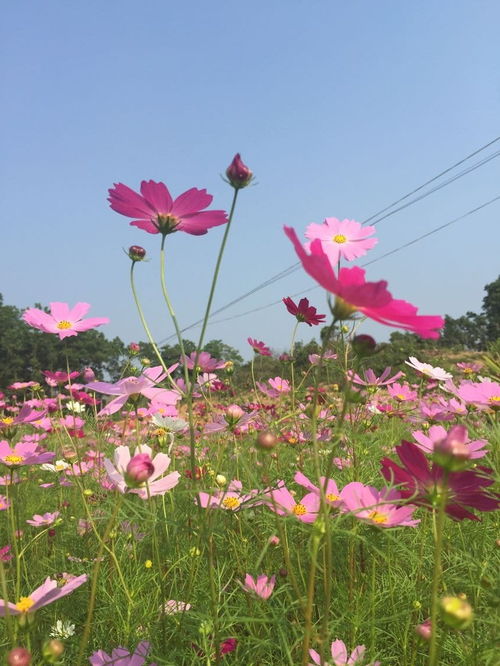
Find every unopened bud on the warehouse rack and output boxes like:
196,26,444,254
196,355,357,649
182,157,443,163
128,245,146,261
126,453,154,485
140,357,151,366
7,648,32,666
82,366,96,383
351,334,377,356
215,474,227,487
440,595,473,630
225,153,253,189
42,639,64,662
256,432,278,450
415,619,432,641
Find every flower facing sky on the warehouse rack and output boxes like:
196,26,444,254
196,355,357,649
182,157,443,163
285,226,444,339
23,302,109,340
0,574,87,616
305,217,378,264
282,297,326,326
247,338,272,356
89,641,155,666
405,356,453,381
309,638,381,666
108,180,228,236
242,574,276,600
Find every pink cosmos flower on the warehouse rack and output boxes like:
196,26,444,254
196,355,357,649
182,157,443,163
405,357,452,381
308,350,338,365
456,380,500,410
181,351,225,372
242,574,276,600
23,302,109,340
257,377,291,398
348,367,404,388
42,370,80,386
265,482,320,523
309,639,380,666
0,574,87,616
0,545,13,562
0,440,54,467
108,180,228,236
247,337,272,356
285,226,444,339
0,404,47,430
204,406,257,434
0,495,11,510
104,445,180,500
198,480,258,511
411,425,488,459
282,297,326,326
86,365,180,416
26,511,60,527
305,217,378,264
387,382,418,402
8,381,40,390
294,471,343,508
163,600,192,615
89,641,155,666
381,440,499,521
341,482,420,528
456,361,482,375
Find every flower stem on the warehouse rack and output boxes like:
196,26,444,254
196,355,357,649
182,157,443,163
428,481,448,666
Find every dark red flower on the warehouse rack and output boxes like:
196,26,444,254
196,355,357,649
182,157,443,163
381,440,499,521
247,338,272,357
282,297,326,326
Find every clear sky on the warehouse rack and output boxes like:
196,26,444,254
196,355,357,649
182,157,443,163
2,1,499,361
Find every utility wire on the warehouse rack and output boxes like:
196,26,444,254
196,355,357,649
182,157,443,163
159,136,500,343
172,193,500,331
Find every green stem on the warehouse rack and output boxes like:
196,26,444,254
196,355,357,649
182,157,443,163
428,482,448,666
301,532,322,666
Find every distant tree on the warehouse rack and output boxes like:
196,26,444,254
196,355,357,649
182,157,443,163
203,339,244,365
482,275,500,342
438,313,488,351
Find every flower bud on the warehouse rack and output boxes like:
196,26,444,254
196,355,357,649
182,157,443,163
351,334,377,356
82,367,96,383
128,245,146,261
434,425,472,471
126,453,155,485
128,342,140,354
331,297,357,321
440,595,473,630
42,639,64,662
268,535,280,546
225,154,253,189
215,474,227,487
7,648,32,665
415,618,432,641
140,357,151,366
226,404,244,421
256,432,277,450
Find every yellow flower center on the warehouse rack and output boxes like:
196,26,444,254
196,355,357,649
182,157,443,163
288,437,297,444
326,493,340,502
1,417,14,425
15,596,35,613
489,396,500,403
396,394,406,401
56,320,72,330
464,368,473,374
4,455,24,464
367,510,388,524
222,496,241,510
153,428,167,437
333,234,347,244
292,503,307,516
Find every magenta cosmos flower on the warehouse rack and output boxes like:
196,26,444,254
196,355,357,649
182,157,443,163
381,440,499,521
305,217,378,264
0,574,87,616
265,482,320,523
104,444,180,500
341,481,420,528
89,641,155,666
247,337,272,356
108,180,228,236
86,365,180,416
348,367,404,388
294,471,343,508
285,227,444,339
457,380,500,410
282,297,326,326
182,351,226,372
309,639,380,666
23,302,109,340
242,574,276,600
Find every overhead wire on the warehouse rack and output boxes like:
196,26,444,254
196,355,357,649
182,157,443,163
158,136,500,343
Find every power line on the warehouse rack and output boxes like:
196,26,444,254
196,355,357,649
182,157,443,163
175,193,500,331
159,136,500,343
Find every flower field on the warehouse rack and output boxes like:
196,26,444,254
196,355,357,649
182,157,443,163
0,157,498,665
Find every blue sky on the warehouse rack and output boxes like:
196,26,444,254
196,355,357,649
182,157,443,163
2,1,499,361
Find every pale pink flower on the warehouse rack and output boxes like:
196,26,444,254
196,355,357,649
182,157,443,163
0,495,11,510
309,638,380,665
163,600,192,615
348,367,404,387
405,357,452,381
242,574,276,600
341,481,420,527
411,424,488,459
26,511,60,527
104,444,180,500
0,440,54,467
89,641,155,666
265,482,320,523
294,471,343,508
257,377,291,398
456,380,500,410
182,351,225,372
305,217,378,264
23,302,109,340
0,574,87,616
308,350,337,365
387,382,417,402
108,180,227,236
0,404,47,430
198,480,258,511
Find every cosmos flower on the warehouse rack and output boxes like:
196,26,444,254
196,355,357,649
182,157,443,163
0,440,54,467
108,180,227,236
22,302,109,340
405,357,452,381
309,638,381,665
181,351,225,372
348,367,404,387
411,425,488,459
198,480,258,511
104,445,180,500
282,297,326,326
247,338,272,356
242,574,276,600
456,380,500,410
285,226,444,339
294,471,343,508
340,482,420,527
305,217,378,264
89,641,155,666
0,574,87,616
26,511,60,527
380,440,499,521
265,482,320,523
